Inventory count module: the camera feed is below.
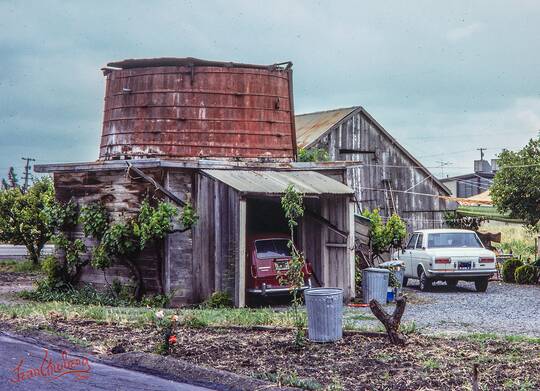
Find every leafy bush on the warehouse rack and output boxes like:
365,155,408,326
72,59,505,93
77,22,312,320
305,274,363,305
41,256,65,286
514,265,538,285
297,147,329,163
201,291,233,308
361,210,407,259
502,258,524,283
533,258,540,268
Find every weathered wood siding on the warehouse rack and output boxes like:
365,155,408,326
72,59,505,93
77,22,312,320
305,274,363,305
193,173,240,304
310,111,454,231
301,196,354,300
54,168,195,303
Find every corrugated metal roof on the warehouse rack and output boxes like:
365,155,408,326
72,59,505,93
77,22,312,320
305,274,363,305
201,169,354,195
295,106,358,148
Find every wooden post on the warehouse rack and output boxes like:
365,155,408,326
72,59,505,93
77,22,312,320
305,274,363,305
238,199,247,308
348,200,356,298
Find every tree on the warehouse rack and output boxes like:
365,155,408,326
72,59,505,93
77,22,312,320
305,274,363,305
83,199,197,300
280,184,307,346
1,167,19,190
491,138,540,228
361,209,407,261
0,177,54,265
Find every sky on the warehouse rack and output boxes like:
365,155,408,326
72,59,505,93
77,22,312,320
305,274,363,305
1,0,539,179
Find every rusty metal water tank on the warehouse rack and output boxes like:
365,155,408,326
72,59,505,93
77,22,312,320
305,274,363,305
99,57,297,161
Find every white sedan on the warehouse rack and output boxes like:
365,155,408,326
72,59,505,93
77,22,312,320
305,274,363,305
398,229,497,292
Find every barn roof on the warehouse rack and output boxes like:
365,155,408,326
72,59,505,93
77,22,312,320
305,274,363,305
295,106,451,195
201,169,354,196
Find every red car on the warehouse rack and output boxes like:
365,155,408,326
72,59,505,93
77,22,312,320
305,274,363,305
247,233,312,296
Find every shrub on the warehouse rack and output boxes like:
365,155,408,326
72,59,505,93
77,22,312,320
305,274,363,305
41,256,65,286
514,265,538,285
201,291,233,308
533,258,540,268
502,258,524,283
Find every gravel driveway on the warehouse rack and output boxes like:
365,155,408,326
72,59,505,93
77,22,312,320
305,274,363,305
347,280,540,337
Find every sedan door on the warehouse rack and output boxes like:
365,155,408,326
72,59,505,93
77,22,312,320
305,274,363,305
409,233,424,275
401,233,418,277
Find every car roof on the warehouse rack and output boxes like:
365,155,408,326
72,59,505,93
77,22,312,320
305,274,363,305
413,229,476,234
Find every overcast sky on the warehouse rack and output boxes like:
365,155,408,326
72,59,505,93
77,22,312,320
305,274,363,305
1,0,539,179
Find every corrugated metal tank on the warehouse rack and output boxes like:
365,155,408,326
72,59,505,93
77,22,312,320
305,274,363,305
99,57,297,161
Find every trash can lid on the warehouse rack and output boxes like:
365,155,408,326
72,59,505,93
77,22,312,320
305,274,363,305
304,288,343,296
379,260,404,268
362,267,390,274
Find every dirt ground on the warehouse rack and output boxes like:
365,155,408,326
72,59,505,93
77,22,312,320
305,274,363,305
2,315,539,390
0,271,38,304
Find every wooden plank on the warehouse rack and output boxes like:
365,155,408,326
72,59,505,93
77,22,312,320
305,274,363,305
238,199,247,308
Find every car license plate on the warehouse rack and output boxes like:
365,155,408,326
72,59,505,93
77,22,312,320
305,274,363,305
275,260,289,271
459,261,471,269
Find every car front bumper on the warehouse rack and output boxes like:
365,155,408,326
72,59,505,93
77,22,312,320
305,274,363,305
427,269,496,278
247,280,312,296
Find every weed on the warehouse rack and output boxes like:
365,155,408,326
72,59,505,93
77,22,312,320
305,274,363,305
422,358,440,371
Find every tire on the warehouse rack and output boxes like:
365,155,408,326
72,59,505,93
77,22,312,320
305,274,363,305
475,277,489,292
419,270,432,292
402,276,408,287
446,279,458,288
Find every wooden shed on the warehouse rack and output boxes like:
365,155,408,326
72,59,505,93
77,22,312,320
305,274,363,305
35,160,356,307
296,106,456,231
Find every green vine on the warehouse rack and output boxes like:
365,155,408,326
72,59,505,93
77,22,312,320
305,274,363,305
180,202,198,230
80,203,109,240
280,184,306,347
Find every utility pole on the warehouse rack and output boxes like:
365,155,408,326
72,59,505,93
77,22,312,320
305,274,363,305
435,160,451,178
477,147,487,161
21,157,35,193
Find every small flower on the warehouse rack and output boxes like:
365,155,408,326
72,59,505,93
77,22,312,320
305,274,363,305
155,310,165,319
171,314,179,323
168,335,177,345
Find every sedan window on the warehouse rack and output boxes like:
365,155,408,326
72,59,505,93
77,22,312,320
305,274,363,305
415,234,424,249
255,239,291,258
427,233,483,248
405,234,418,249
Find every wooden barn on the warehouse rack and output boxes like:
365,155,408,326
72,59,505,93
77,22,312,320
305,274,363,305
296,106,456,231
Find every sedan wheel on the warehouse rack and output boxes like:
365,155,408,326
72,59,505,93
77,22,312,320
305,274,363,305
402,277,408,287
419,270,432,292
475,277,489,292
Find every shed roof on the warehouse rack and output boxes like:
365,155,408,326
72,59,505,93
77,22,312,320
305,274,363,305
295,106,451,196
201,169,354,196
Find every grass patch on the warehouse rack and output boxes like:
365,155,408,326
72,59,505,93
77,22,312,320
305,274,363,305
0,259,42,273
253,370,322,390
19,284,170,308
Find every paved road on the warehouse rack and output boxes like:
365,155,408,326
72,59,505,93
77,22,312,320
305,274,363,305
0,245,54,260
347,280,540,336
0,335,214,391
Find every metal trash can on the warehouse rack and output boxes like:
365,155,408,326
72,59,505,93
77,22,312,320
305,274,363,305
304,288,343,342
362,268,390,304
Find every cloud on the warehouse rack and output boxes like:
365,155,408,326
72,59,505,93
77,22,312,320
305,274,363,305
446,22,484,42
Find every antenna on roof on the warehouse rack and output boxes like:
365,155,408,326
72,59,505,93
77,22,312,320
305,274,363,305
435,160,451,178
477,147,487,161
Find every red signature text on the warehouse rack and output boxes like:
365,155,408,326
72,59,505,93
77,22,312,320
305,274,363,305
10,348,91,383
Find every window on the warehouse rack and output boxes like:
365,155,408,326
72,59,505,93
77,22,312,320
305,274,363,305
415,234,424,249
255,239,291,258
406,234,418,249
427,232,483,249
